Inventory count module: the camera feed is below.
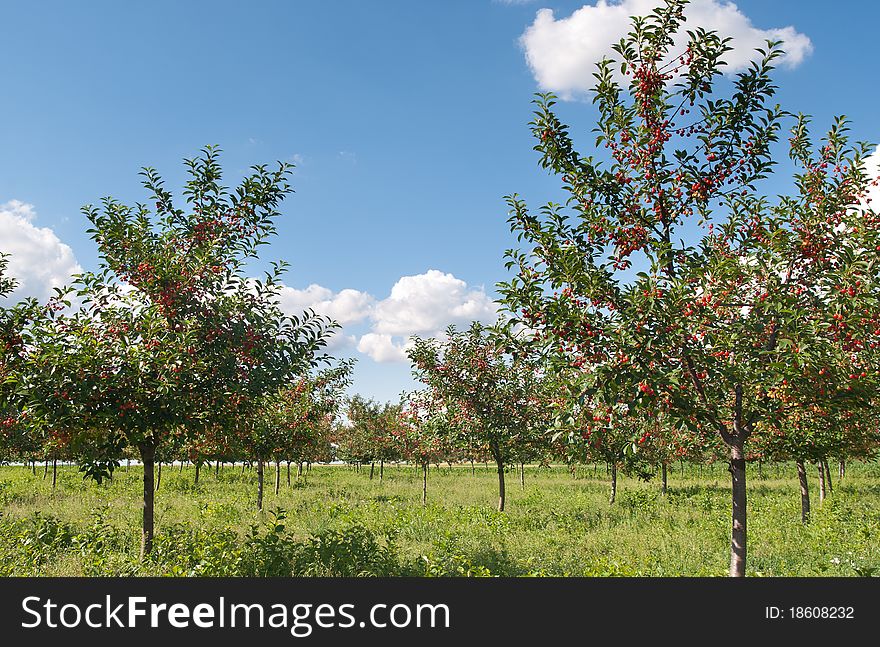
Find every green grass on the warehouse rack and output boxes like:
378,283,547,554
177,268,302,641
0,460,878,576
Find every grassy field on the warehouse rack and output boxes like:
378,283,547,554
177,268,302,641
0,460,878,576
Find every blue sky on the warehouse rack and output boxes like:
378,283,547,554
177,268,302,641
2,0,879,404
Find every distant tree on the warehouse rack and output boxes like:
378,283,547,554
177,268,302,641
347,395,404,480
247,360,352,506
408,321,549,511
399,392,453,506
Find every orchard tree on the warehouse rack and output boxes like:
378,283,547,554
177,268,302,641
638,410,711,494
498,1,880,575
408,321,549,511
399,392,453,506
0,254,39,466
1,254,22,443
250,360,352,506
340,395,380,472
755,394,880,522
19,147,333,554
281,362,353,479
549,371,657,503
347,395,403,480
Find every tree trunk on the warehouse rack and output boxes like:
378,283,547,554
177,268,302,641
370,462,375,480
257,460,264,511
138,440,156,557
215,460,219,477
179,461,183,473
43,459,49,479
51,457,58,489
729,444,747,577
661,462,668,495
31,460,36,476
422,462,428,507
823,459,833,493
495,456,506,512
286,461,291,486
274,460,280,495
796,460,810,524
194,461,200,485
520,462,525,490
609,463,617,505
817,462,826,504
380,459,384,481
127,459,130,472
156,461,162,491
470,460,475,475
838,458,846,480
298,462,304,478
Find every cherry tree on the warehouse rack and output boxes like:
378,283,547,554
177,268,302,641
249,360,352,507
346,395,404,481
19,147,333,554
498,0,880,575
408,321,549,511
0,254,41,469
399,392,453,506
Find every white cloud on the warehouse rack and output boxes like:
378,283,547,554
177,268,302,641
0,200,81,303
322,329,358,352
356,333,411,363
277,270,498,364
275,283,372,352
276,283,374,326
361,269,498,363
371,269,497,337
521,0,812,99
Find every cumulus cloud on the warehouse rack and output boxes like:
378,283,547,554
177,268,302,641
360,269,498,363
278,270,498,364
356,333,411,363
276,283,374,326
371,269,496,337
0,200,81,303
275,283,374,352
321,329,359,352
521,0,812,99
